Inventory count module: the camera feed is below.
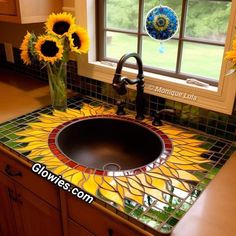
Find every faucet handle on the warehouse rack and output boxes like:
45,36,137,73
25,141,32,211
116,100,126,115
152,109,176,126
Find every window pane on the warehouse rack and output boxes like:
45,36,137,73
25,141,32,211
105,32,137,60
106,0,139,31
143,0,182,35
185,0,231,43
142,37,178,71
181,42,224,80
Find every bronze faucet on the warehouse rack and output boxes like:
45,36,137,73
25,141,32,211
112,53,145,120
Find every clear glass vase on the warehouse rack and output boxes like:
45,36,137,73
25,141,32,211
47,62,67,111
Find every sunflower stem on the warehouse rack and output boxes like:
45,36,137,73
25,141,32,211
47,61,67,111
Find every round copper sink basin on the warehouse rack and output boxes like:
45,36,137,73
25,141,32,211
49,115,173,176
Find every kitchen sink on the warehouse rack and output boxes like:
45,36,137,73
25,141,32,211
55,115,172,172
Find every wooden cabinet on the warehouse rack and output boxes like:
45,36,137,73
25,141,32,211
0,148,63,236
0,172,18,236
0,171,63,236
0,0,17,15
14,180,63,236
0,0,62,23
0,149,60,208
68,219,94,236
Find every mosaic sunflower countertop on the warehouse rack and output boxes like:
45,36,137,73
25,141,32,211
0,96,236,235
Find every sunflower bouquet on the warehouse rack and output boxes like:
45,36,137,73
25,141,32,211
20,12,89,111
225,36,236,75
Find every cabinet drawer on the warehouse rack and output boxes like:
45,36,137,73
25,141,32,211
0,149,60,209
67,194,151,236
68,219,94,236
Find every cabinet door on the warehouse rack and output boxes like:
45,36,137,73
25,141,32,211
14,182,63,236
67,194,151,236
0,172,18,236
68,219,94,236
0,0,17,15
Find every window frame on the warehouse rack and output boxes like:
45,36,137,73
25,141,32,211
98,0,230,86
75,0,236,115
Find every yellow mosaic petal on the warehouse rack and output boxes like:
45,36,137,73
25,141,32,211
144,187,164,201
167,156,196,165
100,178,116,191
177,170,199,181
15,136,46,143
16,129,46,136
145,172,169,180
39,156,56,161
82,176,99,195
71,172,84,186
181,133,197,138
128,178,145,192
145,174,167,190
173,140,188,145
17,142,48,151
181,145,206,153
127,184,143,196
179,150,203,157
27,149,52,157
38,115,62,123
169,178,190,191
53,165,71,175
66,108,84,118
40,160,62,166
99,188,123,206
90,105,105,114
159,165,178,177
28,122,59,129
62,169,79,178
53,109,71,117
114,177,129,188
174,164,205,171
125,190,144,205
117,184,125,198
94,175,103,186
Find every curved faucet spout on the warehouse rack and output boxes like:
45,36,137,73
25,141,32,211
112,53,145,120
115,52,144,78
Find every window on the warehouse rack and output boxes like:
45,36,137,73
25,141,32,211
75,0,236,115
97,0,232,85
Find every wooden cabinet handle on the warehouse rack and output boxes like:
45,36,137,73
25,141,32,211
8,188,17,202
5,164,22,177
108,228,113,236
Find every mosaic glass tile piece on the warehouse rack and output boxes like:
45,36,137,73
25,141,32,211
0,96,235,235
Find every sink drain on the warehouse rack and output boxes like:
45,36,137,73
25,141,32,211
103,163,121,171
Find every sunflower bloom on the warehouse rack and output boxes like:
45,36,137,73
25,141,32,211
232,39,236,50
45,12,75,38
68,25,89,54
20,32,34,65
35,35,63,63
225,50,236,64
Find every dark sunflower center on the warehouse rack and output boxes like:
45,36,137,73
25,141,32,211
41,40,59,57
53,21,70,35
72,33,81,49
156,17,166,27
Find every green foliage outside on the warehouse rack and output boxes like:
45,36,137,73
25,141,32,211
105,0,231,80
107,0,231,40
